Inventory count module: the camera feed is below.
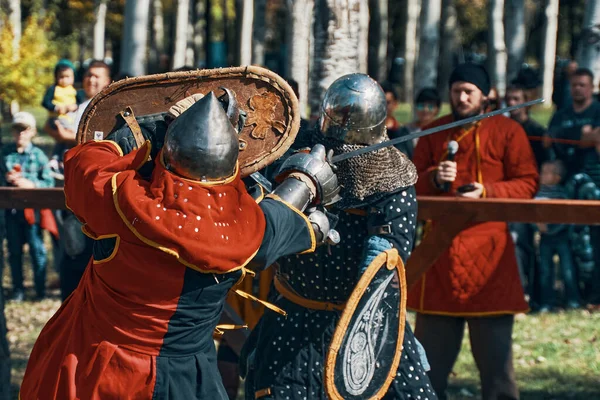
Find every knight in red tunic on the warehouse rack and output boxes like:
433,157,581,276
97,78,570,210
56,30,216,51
20,91,339,399
408,63,539,400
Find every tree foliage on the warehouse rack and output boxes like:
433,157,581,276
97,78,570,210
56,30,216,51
455,0,487,49
0,14,58,106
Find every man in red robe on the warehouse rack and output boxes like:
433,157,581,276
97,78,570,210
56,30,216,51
20,91,339,399
408,63,539,400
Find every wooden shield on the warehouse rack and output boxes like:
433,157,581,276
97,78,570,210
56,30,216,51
76,66,300,177
325,249,407,400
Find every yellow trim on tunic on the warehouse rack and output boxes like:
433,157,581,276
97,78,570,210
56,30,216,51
265,193,316,254
91,139,125,157
159,151,239,186
80,225,121,265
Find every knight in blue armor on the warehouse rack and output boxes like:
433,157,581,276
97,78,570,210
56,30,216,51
243,74,436,400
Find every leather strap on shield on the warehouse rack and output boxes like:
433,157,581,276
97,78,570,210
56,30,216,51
119,107,145,149
325,249,407,400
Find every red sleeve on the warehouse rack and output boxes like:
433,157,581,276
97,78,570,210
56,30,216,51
63,140,151,236
484,121,539,199
413,134,443,195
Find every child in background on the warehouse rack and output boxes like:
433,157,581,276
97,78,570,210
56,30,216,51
535,159,581,311
41,59,85,132
3,112,55,302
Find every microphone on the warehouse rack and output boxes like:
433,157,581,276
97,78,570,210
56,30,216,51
443,140,459,192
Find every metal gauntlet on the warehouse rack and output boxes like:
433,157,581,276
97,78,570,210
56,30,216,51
272,144,341,212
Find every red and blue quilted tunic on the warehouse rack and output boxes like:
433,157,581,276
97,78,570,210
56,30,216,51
408,115,538,316
20,140,314,399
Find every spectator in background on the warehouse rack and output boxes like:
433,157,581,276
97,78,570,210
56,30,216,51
44,59,113,300
45,60,112,159
413,87,442,128
385,84,440,159
41,59,85,133
535,160,581,311
3,112,54,302
548,68,600,311
73,60,113,134
486,87,501,112
506,84,552,168
550,69,600,310
505,84,551,308
553,60,578,111
548,68,600,181
409,63,539,400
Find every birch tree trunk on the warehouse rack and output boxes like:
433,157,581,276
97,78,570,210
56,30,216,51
402,0,420,102
149,0,166,73
93,0,108,60
193,0,207,68
173,0,190,69
415,0,441,94
8,0,21,54
577,0,600,90
185,3,195,67
358,0,369,73
286,0,313,118
542,0,559,106
504,0,526,84
120,0,150,76
367,0,388,81
238,0,253,65
309,0,363,118
252,0,267,66
438,0,457,101
488,0,507,97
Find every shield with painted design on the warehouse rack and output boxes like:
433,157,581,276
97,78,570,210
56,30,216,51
76,66,300,178
325,249,407,400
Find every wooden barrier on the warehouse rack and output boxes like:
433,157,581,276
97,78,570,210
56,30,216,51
0,188,66,210
406,196,600,288
4,188,600,288
3,188,600,224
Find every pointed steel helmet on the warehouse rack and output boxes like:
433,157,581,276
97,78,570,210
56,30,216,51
319,73,388,145
162,92,239,181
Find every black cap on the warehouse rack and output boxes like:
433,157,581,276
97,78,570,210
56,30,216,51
415,87,441,108
449,63,491,96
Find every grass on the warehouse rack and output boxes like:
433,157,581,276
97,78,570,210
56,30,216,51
408,311,600,399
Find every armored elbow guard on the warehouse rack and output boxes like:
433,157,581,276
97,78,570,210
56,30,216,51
306,207,340,245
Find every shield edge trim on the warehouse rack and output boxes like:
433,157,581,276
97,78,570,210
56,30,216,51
76,65,301,177
324,249,407,400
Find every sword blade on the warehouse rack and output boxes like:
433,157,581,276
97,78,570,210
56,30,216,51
331,98,544,163
250,171,273,192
